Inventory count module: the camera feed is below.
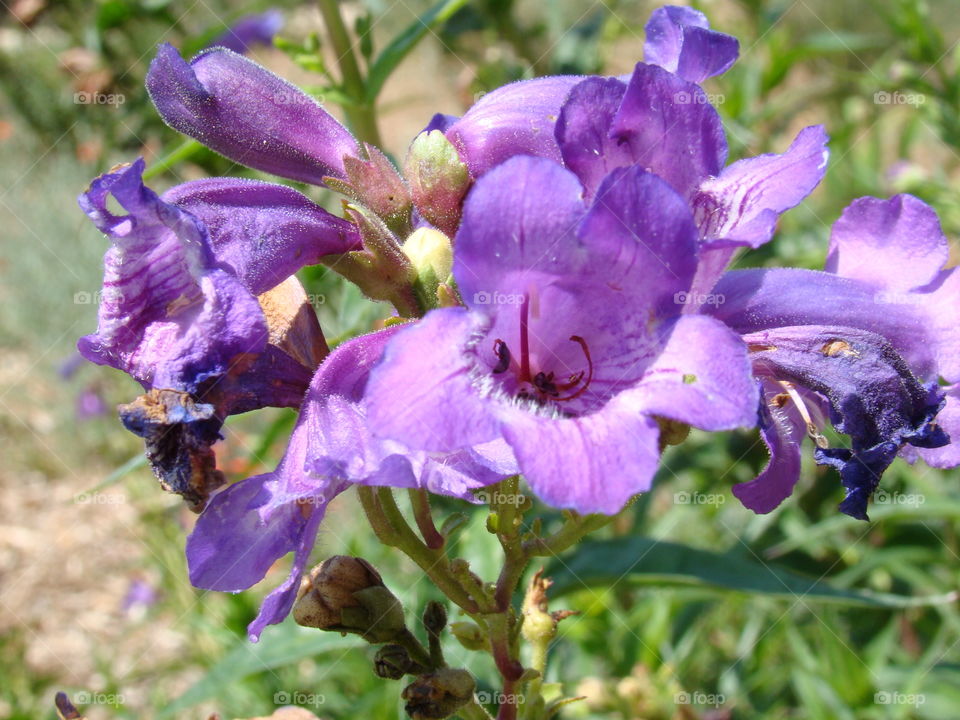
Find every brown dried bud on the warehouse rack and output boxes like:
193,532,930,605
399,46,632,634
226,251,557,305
402,668,476,719
422,601,447,636
375,644,425,680
293,556,406,643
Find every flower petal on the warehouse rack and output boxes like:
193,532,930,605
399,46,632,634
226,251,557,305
365,309,501,452
919,385,960,468
454,155,587,309
825,194,949,293
732,382,805,514
146,44,358,185
709,268,937,380
610,63,727,198
555,76,629,198
209,10,283,55
76,159,267,391
500,398,661,515
643,6,739,83
621,314,759,430
445,76,582,176
163,178,361,296
694,125,829,249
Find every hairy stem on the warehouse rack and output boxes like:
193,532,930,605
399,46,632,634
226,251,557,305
409,488,446,549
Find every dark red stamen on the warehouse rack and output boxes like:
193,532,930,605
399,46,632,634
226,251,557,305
519,293,531,383
552,335,594,402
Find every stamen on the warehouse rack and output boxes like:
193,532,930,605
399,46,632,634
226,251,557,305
519,293,531,382
553,335,594,402
778,380,829,448
492,339,511,374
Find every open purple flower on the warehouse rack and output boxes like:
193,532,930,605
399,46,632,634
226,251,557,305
707,194,958,519
187,326,513,640
364,156,758,514
78,159,357,509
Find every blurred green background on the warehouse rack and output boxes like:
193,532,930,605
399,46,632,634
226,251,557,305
1,0,959,718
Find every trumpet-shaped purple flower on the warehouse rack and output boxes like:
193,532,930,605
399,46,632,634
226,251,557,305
708,194,958,519
187,326,513,640
364,156,758,514
643,5,739,83
147,44,359,186
78,159,357,508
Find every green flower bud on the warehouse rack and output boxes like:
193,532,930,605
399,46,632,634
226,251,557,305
402,669,476,719
449,621,487,651
405,130,471,237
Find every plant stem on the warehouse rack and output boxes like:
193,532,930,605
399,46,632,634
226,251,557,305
460,699,495,720
409,488,446,549
317,0,383,146
523,512,614,557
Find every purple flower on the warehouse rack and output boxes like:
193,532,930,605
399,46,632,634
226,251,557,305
147,44,359,186
363,156,758,514
187,326,512,640
707,194,959,519
208,10,283,55
643,6,739,83
77,159,355,509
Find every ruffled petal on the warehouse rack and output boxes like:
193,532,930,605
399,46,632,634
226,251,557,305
610,63,727,198
620,314,758,430
365,309,501,452
76,159,267,391
826,194,949,293
163,178,361,296
693,125,829,248
555,76,630,198
445,75,583,176
500,398,661,515
146,44,358,185
919,385,960,468
745,325,948,519
732,383,805,514
643,6,739,83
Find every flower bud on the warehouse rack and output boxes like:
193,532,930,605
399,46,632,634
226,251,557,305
449,621,486,651
403,227,454,311
375,644,424,680
405,130,471,237
422,601,448,636
402,669,476,719
293,556,407,643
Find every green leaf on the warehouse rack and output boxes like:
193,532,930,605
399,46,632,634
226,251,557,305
365,0,470,103
545,537,957,608
158,619,360,718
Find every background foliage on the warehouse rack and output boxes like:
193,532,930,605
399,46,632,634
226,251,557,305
1,1,958,718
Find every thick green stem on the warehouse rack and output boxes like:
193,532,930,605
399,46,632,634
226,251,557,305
317,0,383,146
460,699,496,720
